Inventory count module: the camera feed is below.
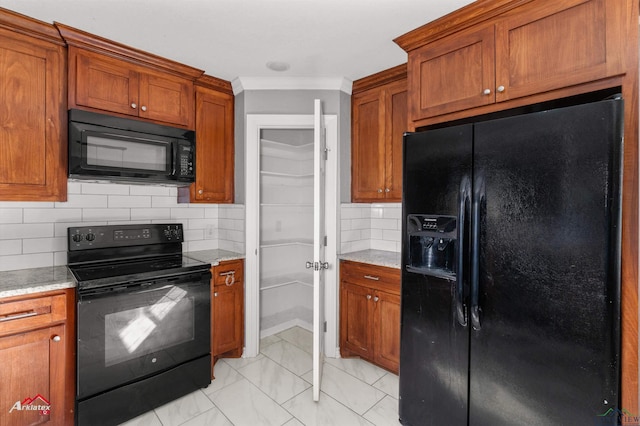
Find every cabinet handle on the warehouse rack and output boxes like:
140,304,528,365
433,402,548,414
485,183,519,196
219,271,236,286
0,311,37,322
497,85,505,93
483,89,491,95
52,335,61,342
214,292,218,297
131,102,137,109
198,189,203,195
141,105,148,112
366,294,372,300
377,188,383,193
364,275,380,281
385,188,390,193
373,296,379,302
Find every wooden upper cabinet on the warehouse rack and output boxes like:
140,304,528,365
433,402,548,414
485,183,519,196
409,25,495,119
351,65,407,202
57,23,203,129
74,50,139,117
179,76,234,204
0,9,67,201
494,0,623,101
397,0,626,123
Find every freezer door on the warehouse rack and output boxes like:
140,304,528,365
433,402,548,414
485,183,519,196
399,125,472,426
469,99,623,425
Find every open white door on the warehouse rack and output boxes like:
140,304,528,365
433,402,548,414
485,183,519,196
311,99,326,401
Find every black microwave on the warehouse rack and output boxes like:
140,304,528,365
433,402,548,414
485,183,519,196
68,109,196,185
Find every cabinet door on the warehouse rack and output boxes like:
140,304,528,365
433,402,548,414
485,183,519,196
0,28,66,201
74,49,139,117
352,90,386,201
495,0,624,102
340,281,373,358
0,325,66,426
373,290,401,373
138,71,194,128
409,24,495,120
190,87,234,202
384,81,407,201
212,280,243,357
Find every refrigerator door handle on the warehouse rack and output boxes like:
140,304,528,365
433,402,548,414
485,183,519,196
456,175,471,327
470,174,485,331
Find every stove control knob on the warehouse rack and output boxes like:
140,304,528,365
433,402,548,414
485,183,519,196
72,234,83,243
85,233,96,242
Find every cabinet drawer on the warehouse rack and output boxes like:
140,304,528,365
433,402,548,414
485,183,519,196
340,261,400,295
0,293,67,336
213,260,244,287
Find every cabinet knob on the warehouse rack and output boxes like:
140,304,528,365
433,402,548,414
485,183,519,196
497,85,505,93
141,105,148,112
52,335,61,342
377,188,383,193
214,292,218,297
483,89,491,95
198,189,203,194
131,103,137,109
373,296,379,302
385,188,390,193
366,294,372,300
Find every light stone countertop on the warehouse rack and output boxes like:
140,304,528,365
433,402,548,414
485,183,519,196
0,249,244,300
338,249,401,269
185,249,245,266
0,266,76,299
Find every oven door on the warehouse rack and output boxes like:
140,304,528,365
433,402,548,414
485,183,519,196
76,271,211,400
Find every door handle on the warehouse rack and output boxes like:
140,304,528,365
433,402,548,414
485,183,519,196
456,175,471,327
470,174,485,331
306,261,314,269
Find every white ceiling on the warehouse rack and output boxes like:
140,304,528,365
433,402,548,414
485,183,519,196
1,0,474,86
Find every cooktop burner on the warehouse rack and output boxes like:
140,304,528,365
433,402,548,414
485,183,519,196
67,223,210,290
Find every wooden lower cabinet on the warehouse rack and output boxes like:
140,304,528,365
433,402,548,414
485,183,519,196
211,259,244,377
340,260,401,374
0,288,75,426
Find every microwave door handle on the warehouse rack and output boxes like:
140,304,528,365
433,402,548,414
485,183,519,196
171,142,177,176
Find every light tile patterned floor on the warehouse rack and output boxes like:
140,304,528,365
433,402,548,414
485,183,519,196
119,327,399,426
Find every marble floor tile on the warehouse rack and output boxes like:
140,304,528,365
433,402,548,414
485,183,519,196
179,406,234,426
118,410,162,426
325,357,388,385
372,372,399,398
153,390,214,426
282,388,374,426
237,356,311,404
208,378,293,426
260,333,282,348
221,353,264,370
302,363,386,415
261,339,313,376
204,359,245,396
277,326,313,354
363,395,400,426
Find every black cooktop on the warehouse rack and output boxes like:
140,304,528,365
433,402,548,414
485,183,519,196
67,224,211,290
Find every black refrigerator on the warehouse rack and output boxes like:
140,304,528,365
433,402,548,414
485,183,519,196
399,98,623,426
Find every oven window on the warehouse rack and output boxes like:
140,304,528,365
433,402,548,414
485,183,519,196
86,134,167,171
104,285,194,367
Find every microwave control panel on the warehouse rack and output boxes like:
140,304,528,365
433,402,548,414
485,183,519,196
177,143,194,179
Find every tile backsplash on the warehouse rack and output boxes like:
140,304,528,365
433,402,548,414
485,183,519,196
0,186,397,272
340,203,401,253
0,181,245,272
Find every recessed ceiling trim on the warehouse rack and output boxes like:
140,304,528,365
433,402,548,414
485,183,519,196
232,77,353,95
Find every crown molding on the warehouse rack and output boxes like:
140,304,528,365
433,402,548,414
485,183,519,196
232,76,353,95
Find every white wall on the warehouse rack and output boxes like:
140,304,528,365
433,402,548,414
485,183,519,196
0,181,245,272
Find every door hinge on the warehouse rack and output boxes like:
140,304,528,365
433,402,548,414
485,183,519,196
323,321,327,332
323,235,327,246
